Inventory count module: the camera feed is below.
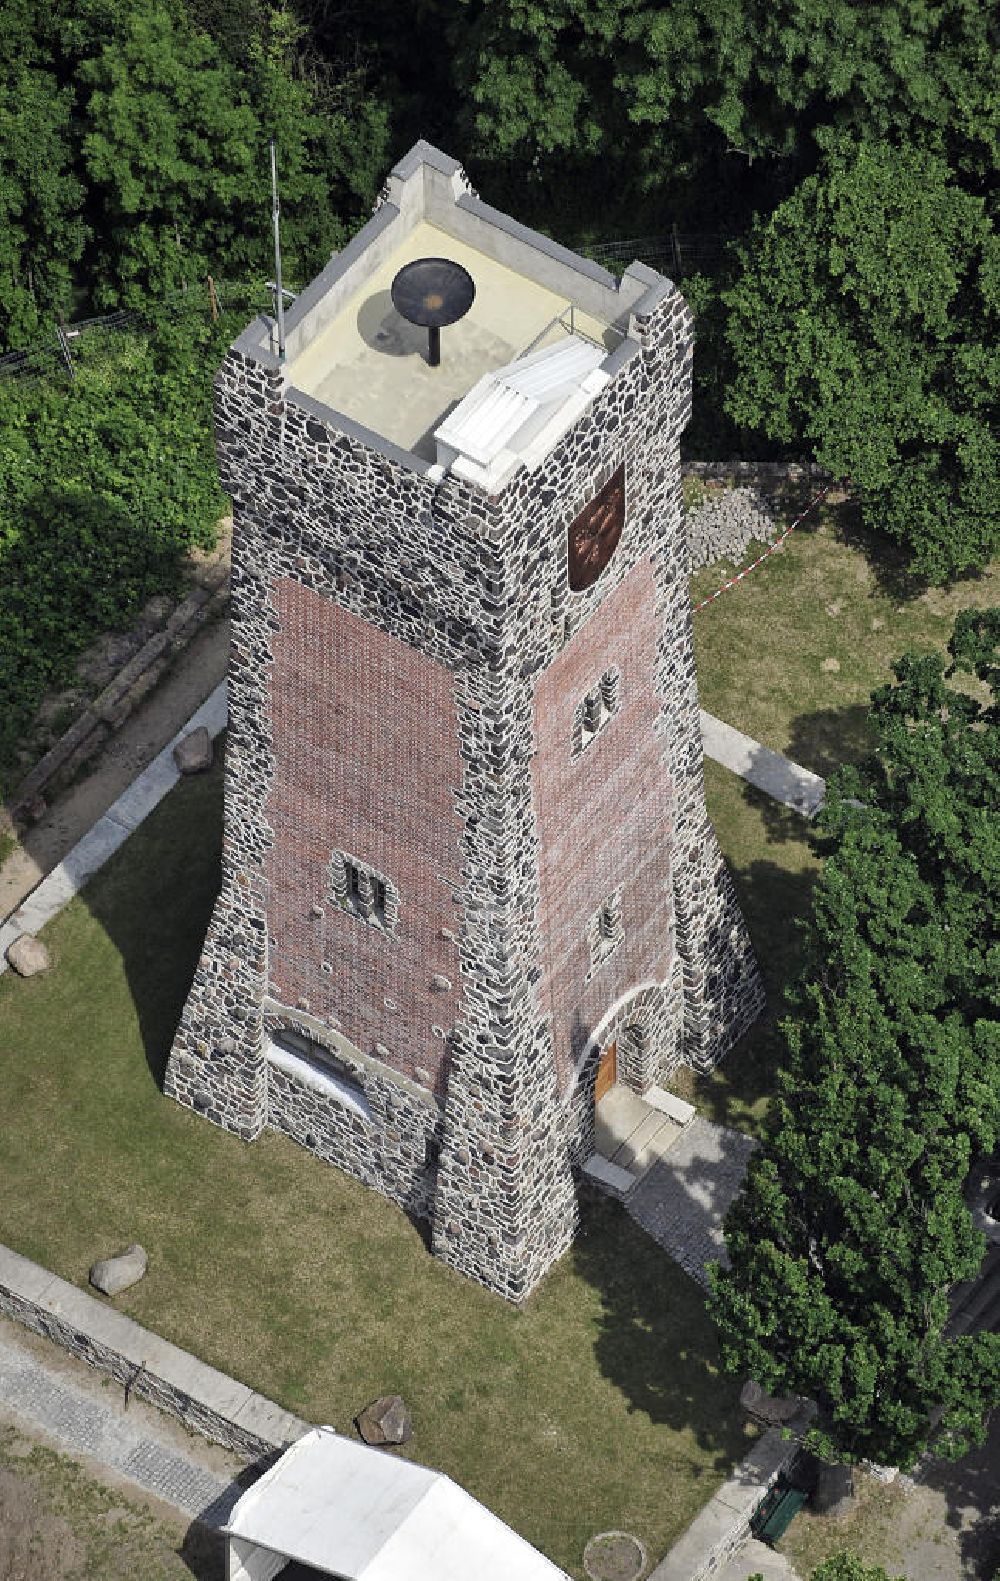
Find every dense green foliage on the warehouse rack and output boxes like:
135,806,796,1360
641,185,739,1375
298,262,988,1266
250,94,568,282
0,0,387,340
0,0,996,775
725,137,1000,582
0,304,236,781
808,1559,905,1581
709,610,1000,1469
449,0,998,220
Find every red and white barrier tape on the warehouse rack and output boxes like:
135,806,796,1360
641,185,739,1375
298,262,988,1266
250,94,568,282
691,483,832,614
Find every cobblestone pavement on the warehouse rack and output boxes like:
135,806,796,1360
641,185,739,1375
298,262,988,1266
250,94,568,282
625,1115,757,1289
0,1316,246,1525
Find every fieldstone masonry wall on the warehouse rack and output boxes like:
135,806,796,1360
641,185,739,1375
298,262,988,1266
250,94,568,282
164,141,764,1301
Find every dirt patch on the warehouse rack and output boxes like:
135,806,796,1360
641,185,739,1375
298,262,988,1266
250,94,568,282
0,1421,224,1581
0,1463,82,1581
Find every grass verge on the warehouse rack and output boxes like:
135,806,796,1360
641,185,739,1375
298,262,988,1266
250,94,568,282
0,1421,219,1580
691,498,1000,777
0,754,752,1578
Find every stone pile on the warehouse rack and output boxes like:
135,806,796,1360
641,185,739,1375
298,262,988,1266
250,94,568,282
686,486,777,570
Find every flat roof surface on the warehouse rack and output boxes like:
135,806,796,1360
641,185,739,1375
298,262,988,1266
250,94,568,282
225,1427,571,1581
288,220,613,460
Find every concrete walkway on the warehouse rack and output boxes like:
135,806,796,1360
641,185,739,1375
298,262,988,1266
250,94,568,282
0,681,227,973
700,711,826,818
712,1537,801,1581
0,1315,246,1527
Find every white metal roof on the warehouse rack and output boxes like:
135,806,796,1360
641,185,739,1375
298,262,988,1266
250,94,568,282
224,1426,571,1581
434,333,610,489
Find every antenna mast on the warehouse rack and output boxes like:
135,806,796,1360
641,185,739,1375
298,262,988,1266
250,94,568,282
270,138,286,362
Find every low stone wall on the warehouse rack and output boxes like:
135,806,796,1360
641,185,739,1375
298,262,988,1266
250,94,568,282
649,1413,809,1581
682,460,832,490
0,1242,307,1460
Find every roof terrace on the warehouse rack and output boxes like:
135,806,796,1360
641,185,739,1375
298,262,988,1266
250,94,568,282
236,141,672,486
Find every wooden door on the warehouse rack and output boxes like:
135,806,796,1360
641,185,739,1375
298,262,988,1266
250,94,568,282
595,1040,617,1104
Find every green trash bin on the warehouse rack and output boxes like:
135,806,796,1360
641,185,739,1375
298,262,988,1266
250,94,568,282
751,1480,808,1544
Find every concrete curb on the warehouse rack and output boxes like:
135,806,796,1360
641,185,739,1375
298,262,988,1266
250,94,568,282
0,681,227,972
0,1242,307,1459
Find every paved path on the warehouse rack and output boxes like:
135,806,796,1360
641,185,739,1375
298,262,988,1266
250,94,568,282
0,681,227,972
0,1316,246,1527
700,711,826,818
625,1115,757,1290
713,1536,801,1581
0,616,229,920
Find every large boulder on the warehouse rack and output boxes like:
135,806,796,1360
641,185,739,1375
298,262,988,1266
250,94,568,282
355,1394,412,1446
89,1243,148,1296
6,936,51,977
173,726,213,775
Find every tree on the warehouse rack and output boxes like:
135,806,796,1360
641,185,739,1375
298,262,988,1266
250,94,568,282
79,5,263,302
709,609,1000,1470
724,136,1000,581
0,2,86,349
633,0,999,180
809,1559,905,1581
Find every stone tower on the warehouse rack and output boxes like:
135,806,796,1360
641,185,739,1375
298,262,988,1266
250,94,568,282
165,141,764,1301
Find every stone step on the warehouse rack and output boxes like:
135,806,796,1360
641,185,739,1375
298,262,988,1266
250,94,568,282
595,1085,650,1149
582,1153,637,1196
644,1085,696,1126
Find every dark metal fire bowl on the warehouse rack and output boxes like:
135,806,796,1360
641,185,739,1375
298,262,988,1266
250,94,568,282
390,257,476,365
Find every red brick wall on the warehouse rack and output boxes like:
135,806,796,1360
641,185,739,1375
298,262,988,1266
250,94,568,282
264,578,464,1094
532,557,674,1089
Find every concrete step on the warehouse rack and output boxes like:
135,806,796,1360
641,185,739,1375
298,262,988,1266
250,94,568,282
645,1085,696,1126
582,1153,637,1196
595,1086,650,1155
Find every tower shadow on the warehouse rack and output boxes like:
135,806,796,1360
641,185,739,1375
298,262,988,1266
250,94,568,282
80,744,224,1090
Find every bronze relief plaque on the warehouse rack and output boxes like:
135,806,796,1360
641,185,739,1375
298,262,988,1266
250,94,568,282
568,465,625,592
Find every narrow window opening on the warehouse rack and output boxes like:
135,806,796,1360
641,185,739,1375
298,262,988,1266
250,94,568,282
588,888,624,976
330,851,398,933
573,666,621,757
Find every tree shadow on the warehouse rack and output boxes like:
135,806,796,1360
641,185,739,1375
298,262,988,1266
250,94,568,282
626,1125,756,1291
80,743,224,1090
570,1185,750,1470
782,704,873,784
918,1405,1000,1580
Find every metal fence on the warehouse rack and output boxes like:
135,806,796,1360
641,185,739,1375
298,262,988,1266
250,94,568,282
583,231,739,278
0,278,278,384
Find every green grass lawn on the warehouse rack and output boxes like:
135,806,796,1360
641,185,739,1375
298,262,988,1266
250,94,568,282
0,754,752,1578
691,496,1000,777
